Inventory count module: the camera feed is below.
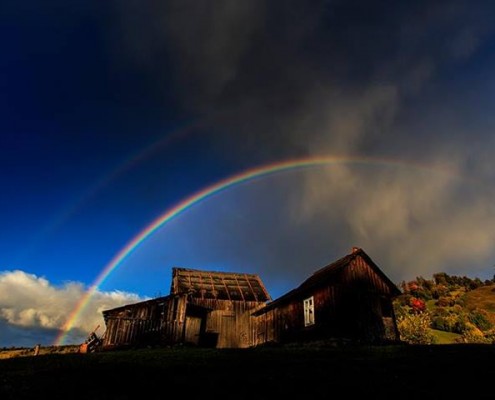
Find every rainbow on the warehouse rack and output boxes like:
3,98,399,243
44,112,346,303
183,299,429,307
54,155,455,345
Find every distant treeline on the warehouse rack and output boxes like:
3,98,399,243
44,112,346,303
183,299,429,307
398,272,493,300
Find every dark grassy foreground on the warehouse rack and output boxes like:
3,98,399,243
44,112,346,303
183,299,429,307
1,344,494,399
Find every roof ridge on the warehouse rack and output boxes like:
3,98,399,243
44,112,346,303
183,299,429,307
171,267,271,302
172,266,261,277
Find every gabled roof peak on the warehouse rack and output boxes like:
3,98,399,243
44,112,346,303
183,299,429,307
254,248,400,314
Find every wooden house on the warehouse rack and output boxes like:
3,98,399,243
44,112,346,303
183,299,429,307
253,247,401,344
102,268,270,348
102,247,400,348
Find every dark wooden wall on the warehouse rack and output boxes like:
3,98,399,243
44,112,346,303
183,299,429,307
187,298,265,348
254,255,399,345
103,295,266,349
102,295,188,348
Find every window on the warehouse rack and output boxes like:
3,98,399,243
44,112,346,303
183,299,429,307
303,296,315,326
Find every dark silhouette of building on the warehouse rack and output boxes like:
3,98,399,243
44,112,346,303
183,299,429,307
102,248,400,348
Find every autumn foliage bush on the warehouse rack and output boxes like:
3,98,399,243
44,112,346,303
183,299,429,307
397,309,434,345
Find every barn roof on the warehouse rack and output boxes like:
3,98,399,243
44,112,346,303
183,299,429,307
171,267,271,302
254,247,400,314
102,295,170,317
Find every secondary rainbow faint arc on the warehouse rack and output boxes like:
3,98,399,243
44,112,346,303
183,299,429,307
54,155,455,345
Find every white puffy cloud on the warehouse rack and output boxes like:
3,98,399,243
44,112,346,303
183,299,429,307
0,270,144,347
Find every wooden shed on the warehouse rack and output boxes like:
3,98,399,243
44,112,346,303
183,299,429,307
102,268,270,349
253,247,401,345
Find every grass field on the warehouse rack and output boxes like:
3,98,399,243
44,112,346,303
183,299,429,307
430,328,461,344
1,344,494,399
0,345,79,360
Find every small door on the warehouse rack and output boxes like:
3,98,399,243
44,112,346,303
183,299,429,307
185,316,202,345
217,315,236,348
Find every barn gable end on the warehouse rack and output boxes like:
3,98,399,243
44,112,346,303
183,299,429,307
253,248,401,345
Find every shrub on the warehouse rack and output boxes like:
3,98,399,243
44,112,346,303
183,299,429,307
435,296,454,307
457,323,491,344
432,316,447,331
397,312,434,344
394,294,413,308
409,297,426,313
468,309,492,331
482,329,495,343
431,312,464,333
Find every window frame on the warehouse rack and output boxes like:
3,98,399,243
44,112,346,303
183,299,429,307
303,296,315,327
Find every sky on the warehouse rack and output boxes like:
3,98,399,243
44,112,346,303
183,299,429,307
1,1,495,347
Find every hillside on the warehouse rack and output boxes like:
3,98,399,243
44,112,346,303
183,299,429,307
464,285,495,319
394,273,495,344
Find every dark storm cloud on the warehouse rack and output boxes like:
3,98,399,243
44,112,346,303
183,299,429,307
109,1,494,156
109,1,495,281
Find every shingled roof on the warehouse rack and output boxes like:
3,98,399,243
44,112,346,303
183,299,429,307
170,267,271,302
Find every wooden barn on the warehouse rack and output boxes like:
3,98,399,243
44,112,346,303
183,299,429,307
102,268,271,348
101,247,400,348
253,247,401,344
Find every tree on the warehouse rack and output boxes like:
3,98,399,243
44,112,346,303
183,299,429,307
410,297,426,313
433,272,448,286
